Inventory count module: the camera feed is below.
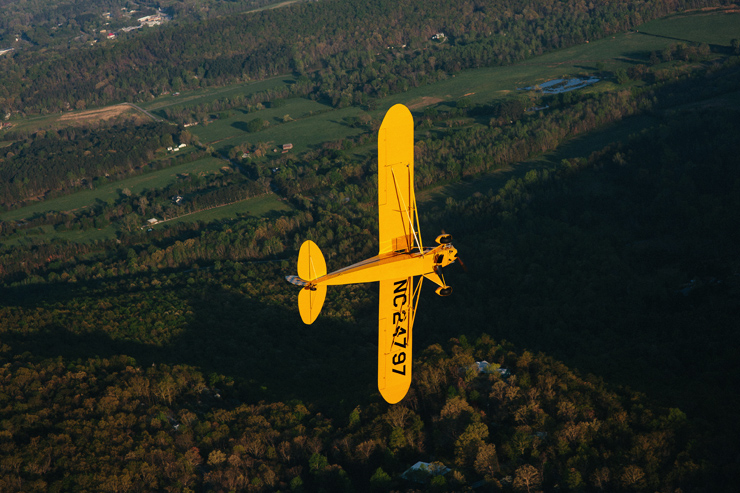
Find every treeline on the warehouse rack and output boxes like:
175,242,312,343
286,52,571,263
0,123,192,208
0,0,724,114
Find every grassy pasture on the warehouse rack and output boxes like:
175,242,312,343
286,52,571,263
159,193,292,227
385,33,682,111
3,224,118,246
190,98,333,145
197,103,371,156
0,156,227,222
638,11,740,46
142,76,298,114
4,193,291,245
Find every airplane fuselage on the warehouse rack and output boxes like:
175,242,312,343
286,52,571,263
311,243,457,286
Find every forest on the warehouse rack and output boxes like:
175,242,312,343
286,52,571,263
0,0,729,115
1,0,740,491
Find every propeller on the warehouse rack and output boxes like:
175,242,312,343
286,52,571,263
456,256,468,273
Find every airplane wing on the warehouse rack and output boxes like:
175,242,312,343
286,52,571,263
377,104,419,255
378,276,421,404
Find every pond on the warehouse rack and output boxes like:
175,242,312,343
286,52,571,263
520,76,600,94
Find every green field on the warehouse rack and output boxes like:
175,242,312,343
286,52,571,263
158,193,292,228
4,9,738,232
200,104,371,156
190,97,344,147
0,155,227,221
638,10,740,46
141,76,298,114
3,193,292,245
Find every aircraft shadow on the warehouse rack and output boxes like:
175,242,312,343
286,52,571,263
3,278,377,408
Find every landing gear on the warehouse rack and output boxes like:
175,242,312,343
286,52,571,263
435,234,453,245
435,286,453,296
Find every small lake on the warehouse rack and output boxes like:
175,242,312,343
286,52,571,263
520,77,600,94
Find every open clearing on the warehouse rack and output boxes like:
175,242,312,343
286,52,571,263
57,105,139,124
0,156,227,221
142,76,297,114
159,193,292,228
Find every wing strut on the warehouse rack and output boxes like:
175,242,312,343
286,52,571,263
390,167,423,253
409,275,423,332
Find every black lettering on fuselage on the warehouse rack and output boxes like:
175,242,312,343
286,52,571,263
393,279,407,307
390,279,409,376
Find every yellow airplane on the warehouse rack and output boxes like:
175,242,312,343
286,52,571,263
286,104,460,404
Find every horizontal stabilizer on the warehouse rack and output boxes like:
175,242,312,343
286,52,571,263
298,285,327,324
298,240,326,281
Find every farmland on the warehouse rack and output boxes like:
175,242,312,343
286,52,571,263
3,8,738,244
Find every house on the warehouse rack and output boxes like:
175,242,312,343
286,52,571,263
178,143,186,148
432,33,445,40
172,196,184,205
107,32,117,39
401,462,450,483
468,360,511,377
147,218,160,225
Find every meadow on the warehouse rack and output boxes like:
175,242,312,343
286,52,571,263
158,193,291,227
637,9,740,46
141,76,298,114
0,155,226,222
202,104,372,156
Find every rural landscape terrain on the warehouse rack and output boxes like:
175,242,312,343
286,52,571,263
1,0,739,490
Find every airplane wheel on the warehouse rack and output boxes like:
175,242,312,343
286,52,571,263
436,286,453,296
436,234,453,244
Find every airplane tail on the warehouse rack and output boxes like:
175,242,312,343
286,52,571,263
286,240,327,324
